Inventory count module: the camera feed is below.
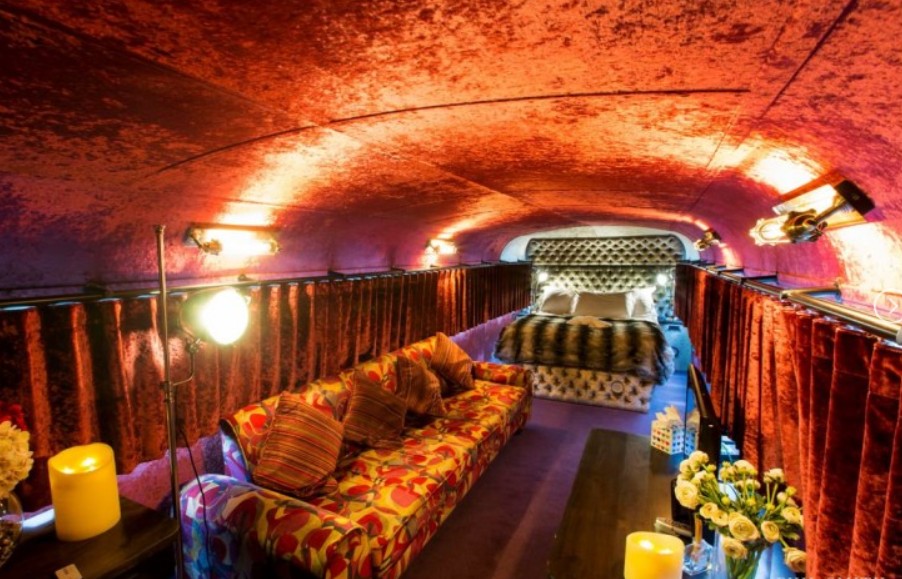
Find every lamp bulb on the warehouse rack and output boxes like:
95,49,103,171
199,288,249,345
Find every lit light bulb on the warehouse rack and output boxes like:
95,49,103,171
198,288,249,345
750,215,792,246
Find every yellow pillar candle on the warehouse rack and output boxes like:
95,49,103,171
48,442,121,541
624,531,685,579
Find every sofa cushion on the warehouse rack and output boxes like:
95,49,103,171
442,381,530,433
312,427,486,575
397,336,436,367
253,392,344,498
355,353,400,393
305,374,355,420
395,357,447,417
430,332,475,394
342,371,407,449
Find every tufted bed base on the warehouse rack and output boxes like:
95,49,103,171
525,363,655,412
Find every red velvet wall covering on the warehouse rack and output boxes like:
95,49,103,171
0,264,530,509
675,264,902,578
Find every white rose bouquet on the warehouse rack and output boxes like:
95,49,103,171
674,451,806,579
0,402,33,500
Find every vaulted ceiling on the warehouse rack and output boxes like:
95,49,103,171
1,0,901,301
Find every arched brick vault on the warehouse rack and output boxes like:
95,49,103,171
1,0,900,300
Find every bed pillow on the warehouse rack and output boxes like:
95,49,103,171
630,286,659,323
538,289,574,315
396,356,447,416
253,392,343,498
571,291,633,319
431,332,475,394
342,371,407,448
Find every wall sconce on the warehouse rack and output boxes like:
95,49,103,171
424,238,457,268
427,238,458,255
531,271,550,305
185,223,280,256
750,177,875,246
693,229,722,251
156,225,251,579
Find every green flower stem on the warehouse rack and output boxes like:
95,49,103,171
725,547,764,579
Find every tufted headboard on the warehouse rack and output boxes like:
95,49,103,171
526,235,686,319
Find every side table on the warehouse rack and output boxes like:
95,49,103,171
3,496,178,578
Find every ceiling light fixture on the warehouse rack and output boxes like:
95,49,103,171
750,177,875,246
694,229,722,251
185,223,280,256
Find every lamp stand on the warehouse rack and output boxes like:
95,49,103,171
156,225,186,579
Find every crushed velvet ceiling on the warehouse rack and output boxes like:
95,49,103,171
1,0,901,300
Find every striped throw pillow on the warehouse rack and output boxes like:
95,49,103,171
342,371,406,448
253,392,343,498
431,332,475,394
396,356,447,416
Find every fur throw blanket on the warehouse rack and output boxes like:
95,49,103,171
494,314,674,383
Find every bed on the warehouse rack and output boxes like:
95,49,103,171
495,235,684,412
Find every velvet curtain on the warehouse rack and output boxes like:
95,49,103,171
675,264,902,577
0,264,531,509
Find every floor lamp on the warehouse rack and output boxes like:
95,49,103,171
155,225,250,579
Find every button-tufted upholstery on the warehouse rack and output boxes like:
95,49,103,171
526,235,685,320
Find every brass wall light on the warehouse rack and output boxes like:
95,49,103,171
424,238,457,268
427,238,458,255
185,223,280,256
750,176,875,246
694,229,722,251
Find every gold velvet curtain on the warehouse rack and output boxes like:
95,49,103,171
675,264,902,578
0,264,531,508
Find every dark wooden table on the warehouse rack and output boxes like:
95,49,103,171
548,429,681,579
3,496,178,579
547,429,795,579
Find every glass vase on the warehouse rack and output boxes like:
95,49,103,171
723,546,764,579
0,491,23,569
683,515,713,575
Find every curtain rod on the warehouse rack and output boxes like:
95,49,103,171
0,262,523,310
691,265,902,344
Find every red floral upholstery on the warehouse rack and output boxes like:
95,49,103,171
181,474,372,579
472,360,532,387
189,334,531,579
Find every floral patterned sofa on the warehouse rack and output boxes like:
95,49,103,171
180,334,532,578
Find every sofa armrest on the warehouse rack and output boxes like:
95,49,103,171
472,361,532,387
181,474,372,579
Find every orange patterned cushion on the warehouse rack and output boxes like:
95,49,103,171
342,371,407,448
253,392,343,498
431,332,475,394
396,356,447,417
